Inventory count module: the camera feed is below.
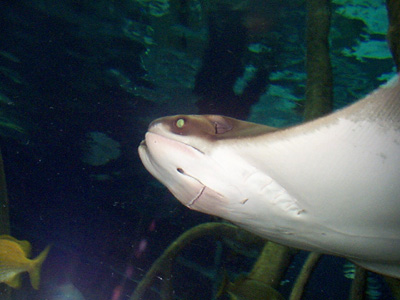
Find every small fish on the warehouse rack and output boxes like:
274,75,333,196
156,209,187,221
0,235,51,289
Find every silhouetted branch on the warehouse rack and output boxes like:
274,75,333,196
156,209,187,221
304,0,333,121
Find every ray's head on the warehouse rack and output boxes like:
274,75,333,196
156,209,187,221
138,114,275,215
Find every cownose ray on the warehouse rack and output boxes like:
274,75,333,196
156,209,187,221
138,76,400,278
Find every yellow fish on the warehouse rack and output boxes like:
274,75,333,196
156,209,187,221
0,235,50,289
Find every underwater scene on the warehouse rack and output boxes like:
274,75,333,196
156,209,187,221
0,0,399,299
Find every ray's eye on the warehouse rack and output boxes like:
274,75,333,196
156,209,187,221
176,118,185,128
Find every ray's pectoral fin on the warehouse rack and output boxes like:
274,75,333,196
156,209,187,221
352,260,400,279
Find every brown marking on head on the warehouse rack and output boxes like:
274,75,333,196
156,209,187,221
149,114,278,141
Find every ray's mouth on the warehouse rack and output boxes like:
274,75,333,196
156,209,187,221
139,131,217,208
176,167,207,207
187,186,206,207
